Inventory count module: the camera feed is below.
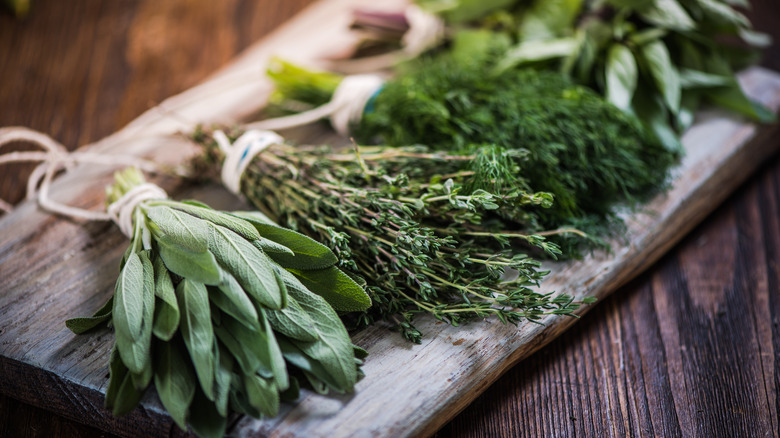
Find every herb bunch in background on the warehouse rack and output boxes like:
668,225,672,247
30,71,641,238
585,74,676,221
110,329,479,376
66,168,370,438
348,0,773,151
267,52,680,250
195,134,597,343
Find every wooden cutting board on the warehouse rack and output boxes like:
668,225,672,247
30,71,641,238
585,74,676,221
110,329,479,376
1,1,779,437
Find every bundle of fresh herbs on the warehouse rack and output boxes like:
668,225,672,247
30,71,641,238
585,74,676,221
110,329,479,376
66,168,370,438
347,0,773,150
194,131,598,343
267,52,680,244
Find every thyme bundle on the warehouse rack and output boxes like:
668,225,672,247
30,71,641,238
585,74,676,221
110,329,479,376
195,134,597,342
66,168,369,438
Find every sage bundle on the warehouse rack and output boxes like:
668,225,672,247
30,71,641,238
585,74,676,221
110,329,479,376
195,130,598,343
66,168,370,438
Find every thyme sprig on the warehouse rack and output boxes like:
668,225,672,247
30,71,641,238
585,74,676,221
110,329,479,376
196,136,596,342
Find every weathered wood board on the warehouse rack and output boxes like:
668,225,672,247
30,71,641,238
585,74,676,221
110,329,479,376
1,1,779,437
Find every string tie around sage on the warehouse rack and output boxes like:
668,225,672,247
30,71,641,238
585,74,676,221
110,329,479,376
0,126,168,237
246,74,384,136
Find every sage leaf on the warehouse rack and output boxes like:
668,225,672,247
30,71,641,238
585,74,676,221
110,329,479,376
213,342,233,418
105,347,146,417
66,295,113,334
188,390,227,438
233,212,337,270
154,337,196,431
279,376,300,402
213,313,275,379
207,223,284,310
152,254,179,341
156,234,222,285
253,237,294,257
641,40,681,114
113,251,154,375
176,279,215,400
244,374,279,418
605,44,638,111
262,307,288,391
266,294,319,343
637,0,695,31
145,206,209,252
171,203,261,242
209,272,259,330
290,266,371,312
277,336,344,392
278,270,357,391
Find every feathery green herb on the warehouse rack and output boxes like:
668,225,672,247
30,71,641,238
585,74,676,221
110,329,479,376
66,168,369,438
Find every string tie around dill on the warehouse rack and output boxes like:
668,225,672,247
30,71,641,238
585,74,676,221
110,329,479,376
247,74,383,135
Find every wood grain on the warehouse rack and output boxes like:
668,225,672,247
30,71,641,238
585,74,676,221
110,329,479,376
1,1,779,437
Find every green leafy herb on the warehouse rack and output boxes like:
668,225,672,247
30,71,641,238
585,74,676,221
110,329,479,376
66,168,369,438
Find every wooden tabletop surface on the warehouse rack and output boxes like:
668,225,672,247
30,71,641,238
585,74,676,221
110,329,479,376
1,1,778,437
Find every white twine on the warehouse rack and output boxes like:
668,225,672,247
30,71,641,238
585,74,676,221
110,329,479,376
106,183,168,240
212,129,284,195
402,4,446,56
246,74,384,136
0,126,166,234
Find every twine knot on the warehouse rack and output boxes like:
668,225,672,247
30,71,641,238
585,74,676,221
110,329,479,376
212,129,284,195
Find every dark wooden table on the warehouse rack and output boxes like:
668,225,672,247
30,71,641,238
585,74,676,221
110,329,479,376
1,1,778,437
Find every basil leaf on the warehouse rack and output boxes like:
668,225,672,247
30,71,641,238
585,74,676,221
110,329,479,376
266,294,319,343
188,389,227,438
696,0,750,29
171,203,261,242
207,224,284,310
679,69,731,89
641,40,681,115
154,337,196,431
637,0,695,31
213,342,233,418
494,37,577,73
244,374,279,418
152,254,179,341
233,212,338,271
278,270,358,392
156,234,222,285
517,0,584,41
209,272,259,330
605,44,637,111
145,206,209,252
632,86,682,153
66,295,113,334
289,266,371,312
176,279,215,400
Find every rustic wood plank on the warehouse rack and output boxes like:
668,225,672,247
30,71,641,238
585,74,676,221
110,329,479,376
1,1,779,437
434,155,780,437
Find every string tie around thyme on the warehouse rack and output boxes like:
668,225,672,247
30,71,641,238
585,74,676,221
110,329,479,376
212,129,284,195
401,4,445,57
246,74,384,136
0,126,167,236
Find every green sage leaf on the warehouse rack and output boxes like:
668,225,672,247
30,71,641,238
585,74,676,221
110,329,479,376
188,389,227,438
290,266,371,312
113,251,154,375
176,279,215,400
213,312,275,379
154,337,196,431
210,272,259,330
213,342,233,418
207,223,284,310
605,44,638,111
171,203,261,242
66,295,113,334
156,234,222,285
152,254,179,341
233,212,337,271
266,294,319,343
145,206,209,252
244,374,279,418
